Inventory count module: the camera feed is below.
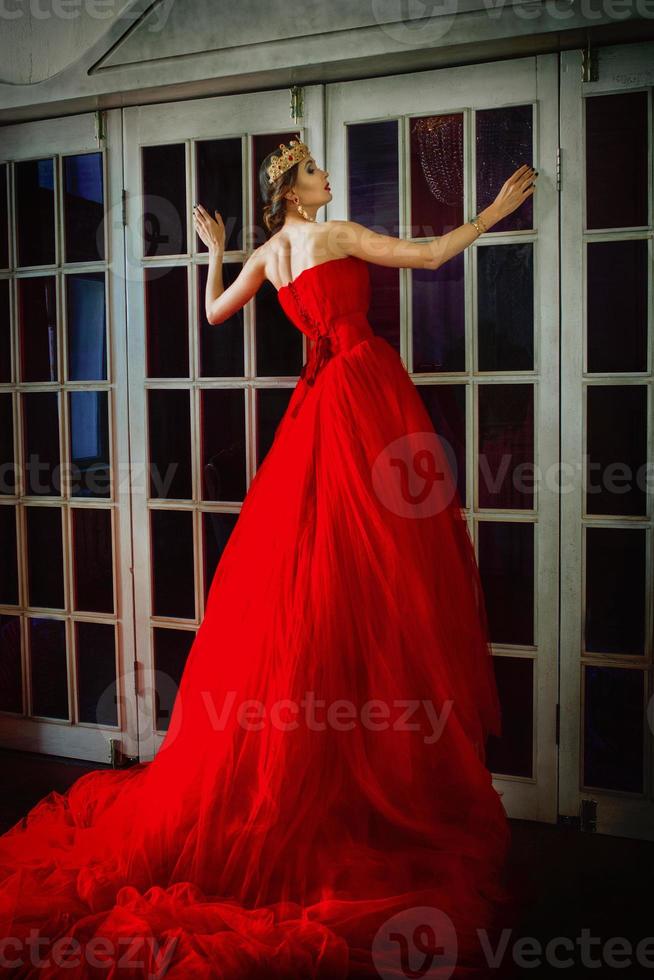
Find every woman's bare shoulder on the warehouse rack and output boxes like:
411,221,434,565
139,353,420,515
259,226,346,283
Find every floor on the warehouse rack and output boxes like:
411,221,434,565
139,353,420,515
0,748,651,978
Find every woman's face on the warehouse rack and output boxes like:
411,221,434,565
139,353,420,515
291,155,331,204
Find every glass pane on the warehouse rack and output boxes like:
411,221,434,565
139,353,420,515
478,244,534,372
72,507,114,614
0,615,22,713
587,240,647,373
0,505,19,605
369,266,401,353
0,278,10,382
257,388,293,466
416,384,466,507
150,509,195,619
76,621,117,725
0,394,16,496
63,153,105,263
196,138,243,253
584,666,644,793
476,105,533,233
201,388,246,502
66,272,107,381
0,163,8,269
478,384,534,510
585,527,645,656
252,132,304,246
257,282,303,378
486,655,533,778
147,389,192,500
412,252,464,373
18,276,57,383
202,511,238,602
23,392,60,496
586,91,648,230
26,506,64,608
410,113,463,237
198,262,245,377
478,520,534,646
141,143,187,257
153,627,195,730
69,391,110,499
145,266,189,378
348,121,400,234
16,158,55,267
29,617,68,719
586,384,647,517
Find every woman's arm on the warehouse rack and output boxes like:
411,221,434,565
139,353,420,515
193,205,266,325
204,248,266,326
337,164,537,271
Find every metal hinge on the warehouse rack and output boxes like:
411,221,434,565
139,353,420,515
557,799,598,832
133,658,140,698
555,147,561,193
121,188,128,227
94,109,106,147
109,738,138,769
555,702,560,745
557,813,581,829
582,39,598,83
580,798,598,833
290,84,304,123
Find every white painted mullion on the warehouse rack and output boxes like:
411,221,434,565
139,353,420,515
559,48,585,824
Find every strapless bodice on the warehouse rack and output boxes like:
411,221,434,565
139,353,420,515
276,255,374,388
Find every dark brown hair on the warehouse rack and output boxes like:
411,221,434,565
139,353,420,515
259,149,299,236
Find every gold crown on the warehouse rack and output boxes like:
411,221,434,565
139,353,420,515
266,138,311,184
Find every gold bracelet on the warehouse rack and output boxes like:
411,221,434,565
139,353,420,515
470,215,488,236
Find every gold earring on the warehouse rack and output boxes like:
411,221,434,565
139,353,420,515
296,201,315,222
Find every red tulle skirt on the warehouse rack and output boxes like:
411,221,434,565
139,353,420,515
0,326,518,978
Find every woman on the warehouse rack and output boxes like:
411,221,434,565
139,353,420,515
0,140,536,979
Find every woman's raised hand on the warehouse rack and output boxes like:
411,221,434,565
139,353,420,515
192,204,225,255
491,164,538,220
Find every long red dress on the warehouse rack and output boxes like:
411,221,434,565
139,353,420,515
0,255,517,978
